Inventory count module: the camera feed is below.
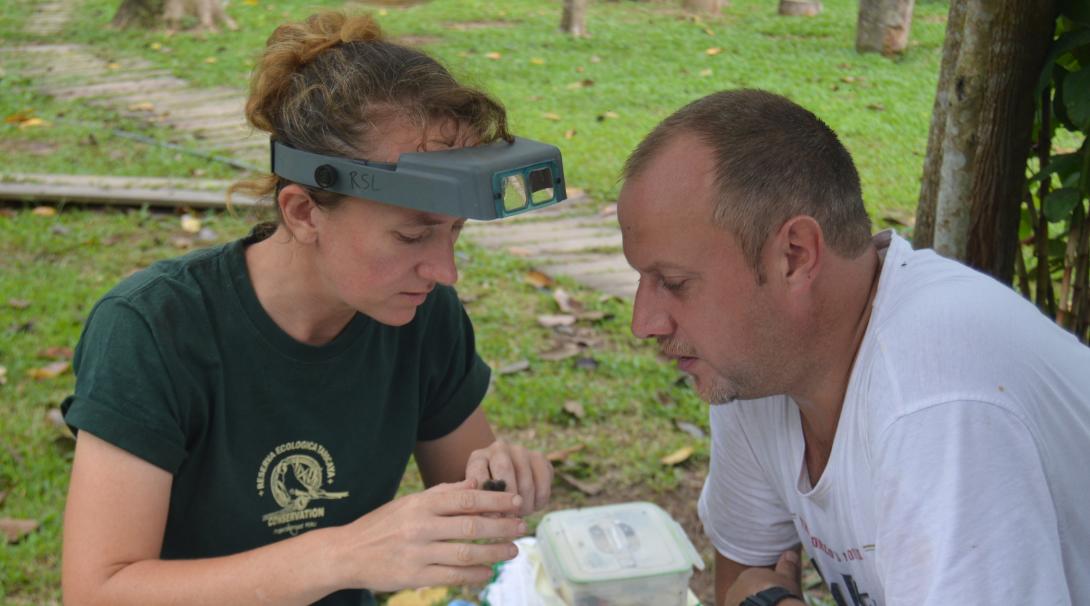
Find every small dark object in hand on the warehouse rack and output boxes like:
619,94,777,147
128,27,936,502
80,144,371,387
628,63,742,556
482,478,507,492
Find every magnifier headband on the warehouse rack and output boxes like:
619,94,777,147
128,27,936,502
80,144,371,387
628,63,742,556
270,136,567,220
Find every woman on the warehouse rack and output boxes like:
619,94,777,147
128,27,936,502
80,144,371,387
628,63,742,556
61,12,553,605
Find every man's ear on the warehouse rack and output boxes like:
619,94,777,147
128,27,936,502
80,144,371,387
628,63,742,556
776,215,824,288
277,185,320,244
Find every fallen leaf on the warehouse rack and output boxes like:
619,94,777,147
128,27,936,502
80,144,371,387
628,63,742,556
0,518,39,544
180,213,201,233
559,473,602,496
575,310,609,322
703,27,715,35
128,101,156,112
564,129,577,140
37,346,73,359
524,270,555,288
866,103,885,111
841,75,857,83
590,55,601,63
698,68,713,77
485,51,502,60
575,65,585,73
574,356,599,371
539,341,582,361
553,288,583,314
562,400,586,419
4,110,33,124
705,47,722,56
498,359,530,375
675,420,706,439
203,56,217,64
530,57,546,65
565,79,595,90
19,117,49,129
546,444,585,462
0,365,7,385
243,0,258,5
542,112,562,121
32,206,56,217
51,224,71,235
537,314,576,328
107,62,120,70
47,408,72,439
149,42,162,50
385,586,449,606
8,298,30,309
602,111,620,120
661,446,694,466
27,361,70,381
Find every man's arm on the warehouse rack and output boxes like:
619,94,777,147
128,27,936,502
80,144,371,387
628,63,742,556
716,549,805,606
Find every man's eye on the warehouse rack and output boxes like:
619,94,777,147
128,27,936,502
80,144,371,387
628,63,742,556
661,279,687,293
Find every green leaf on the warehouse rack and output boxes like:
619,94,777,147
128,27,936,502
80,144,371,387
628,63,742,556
1031,151,1083,183
1062,66,1090,131
1035,29,1090,97
1043,187,1083,222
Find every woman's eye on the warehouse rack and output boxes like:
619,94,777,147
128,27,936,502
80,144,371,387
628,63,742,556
395,232,426,244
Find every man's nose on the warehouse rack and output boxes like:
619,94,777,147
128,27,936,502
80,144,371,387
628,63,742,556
631,280,673,339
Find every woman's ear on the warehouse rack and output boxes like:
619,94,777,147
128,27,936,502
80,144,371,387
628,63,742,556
277,184,320,244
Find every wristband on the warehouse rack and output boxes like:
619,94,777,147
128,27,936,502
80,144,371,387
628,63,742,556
740,586,802,606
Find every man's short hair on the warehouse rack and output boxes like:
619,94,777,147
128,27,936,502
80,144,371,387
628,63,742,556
623,89,872,275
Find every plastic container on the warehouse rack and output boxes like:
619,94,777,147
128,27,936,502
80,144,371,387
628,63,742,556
536,502,705,606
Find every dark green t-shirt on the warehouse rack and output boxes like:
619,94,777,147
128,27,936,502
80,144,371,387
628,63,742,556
62,238,491,606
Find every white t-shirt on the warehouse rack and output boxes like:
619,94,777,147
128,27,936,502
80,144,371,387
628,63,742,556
698,231,1090,606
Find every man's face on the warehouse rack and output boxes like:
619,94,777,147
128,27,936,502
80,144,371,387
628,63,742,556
618,134,792,403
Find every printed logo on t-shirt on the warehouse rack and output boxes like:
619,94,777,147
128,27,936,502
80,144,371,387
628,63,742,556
797,514,879,606
256,440,349,536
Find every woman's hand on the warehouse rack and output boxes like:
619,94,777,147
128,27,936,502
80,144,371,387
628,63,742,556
331,480,527,593
464,440,553,516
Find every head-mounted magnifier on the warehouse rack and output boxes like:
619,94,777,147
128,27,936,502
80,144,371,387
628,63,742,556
270,136,567,221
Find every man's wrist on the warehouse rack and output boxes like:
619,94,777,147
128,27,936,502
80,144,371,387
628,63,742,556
739,585,802,606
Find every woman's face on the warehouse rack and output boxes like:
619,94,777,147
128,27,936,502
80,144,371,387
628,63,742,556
311,118,475,326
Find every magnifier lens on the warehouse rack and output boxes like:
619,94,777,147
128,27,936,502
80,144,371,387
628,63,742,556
503,174,528,212
528,167,555,205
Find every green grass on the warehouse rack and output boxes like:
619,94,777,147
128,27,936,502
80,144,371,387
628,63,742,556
12,0,947,224
0,0,950,602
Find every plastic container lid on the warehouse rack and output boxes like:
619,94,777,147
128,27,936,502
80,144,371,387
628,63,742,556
536,501,705,585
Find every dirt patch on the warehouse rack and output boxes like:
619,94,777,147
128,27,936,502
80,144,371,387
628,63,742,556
0,139,60,157
443,20,515,31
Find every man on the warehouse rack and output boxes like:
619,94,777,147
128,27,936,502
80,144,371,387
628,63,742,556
617,89,1090,606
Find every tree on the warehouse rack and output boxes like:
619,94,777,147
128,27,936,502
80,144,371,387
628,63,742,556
560,0,588,37
682,0,727,15
856,0,914,56
913,0,1056,281
112,0,237,31
778,0,821,17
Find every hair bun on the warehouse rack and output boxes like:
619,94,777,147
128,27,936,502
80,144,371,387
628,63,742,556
268,12,385,67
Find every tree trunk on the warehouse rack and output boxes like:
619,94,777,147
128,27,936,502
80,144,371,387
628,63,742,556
913,0,1056,283
778,0,822,16
113,0,236,30
683,0,725,15
560,0,588,37
856,0,915,56
111,0,163,28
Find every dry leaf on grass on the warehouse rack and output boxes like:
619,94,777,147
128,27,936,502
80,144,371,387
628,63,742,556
507,246,533,257
485,51,502,60
675,420,706,439
546,444,585,462
180,213,201,233
524,270,555,288
37,346,73,360
562,400,586,419
27,361,70,381
539,341,582,361
564,129,577,140
559,473,603,496
128,101,156,112
575,310,609,322
7,298,30,309
661,446,694,466
553,288,585,314
0,366,7,386
0,518,39,544
537,314,576,328
542,112,562,121
32,206,56,217
705,47,722,56
498,359,531,375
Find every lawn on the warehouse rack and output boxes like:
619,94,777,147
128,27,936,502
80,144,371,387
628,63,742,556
0,0,950,603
